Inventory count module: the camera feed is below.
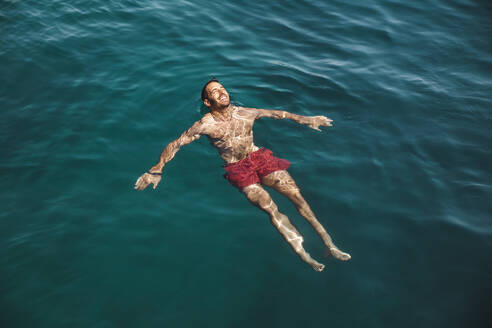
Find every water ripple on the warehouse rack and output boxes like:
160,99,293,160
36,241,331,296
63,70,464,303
2,0,491,327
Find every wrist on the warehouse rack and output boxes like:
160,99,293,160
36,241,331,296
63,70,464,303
148,165,163,175
147,170,162,176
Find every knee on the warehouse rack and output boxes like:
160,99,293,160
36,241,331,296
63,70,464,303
243,185,275,211
287,188,303,204
288,191,312,215
258,198,275,212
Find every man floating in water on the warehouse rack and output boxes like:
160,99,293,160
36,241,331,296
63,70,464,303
134,78,351,271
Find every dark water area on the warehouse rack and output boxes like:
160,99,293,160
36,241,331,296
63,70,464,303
1,0,491,327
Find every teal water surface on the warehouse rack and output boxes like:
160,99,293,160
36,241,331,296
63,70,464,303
1,0,491,327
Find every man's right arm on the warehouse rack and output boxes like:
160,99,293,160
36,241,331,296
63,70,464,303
149,120,204,173
134,120,205,190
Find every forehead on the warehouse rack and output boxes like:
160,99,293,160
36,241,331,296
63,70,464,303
206,82,225,92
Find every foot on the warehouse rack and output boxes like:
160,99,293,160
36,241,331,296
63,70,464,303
326,247,351,261
312,262,325,272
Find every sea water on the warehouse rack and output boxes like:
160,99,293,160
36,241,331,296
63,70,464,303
1,0,491,327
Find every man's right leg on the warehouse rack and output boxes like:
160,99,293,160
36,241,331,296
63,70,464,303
242,184,325,272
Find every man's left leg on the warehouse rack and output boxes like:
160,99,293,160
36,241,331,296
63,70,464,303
261,170,351,261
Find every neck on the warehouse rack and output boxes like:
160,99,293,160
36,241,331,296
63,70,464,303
210,104,233,121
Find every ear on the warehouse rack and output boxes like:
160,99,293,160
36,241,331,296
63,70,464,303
203,99,211,108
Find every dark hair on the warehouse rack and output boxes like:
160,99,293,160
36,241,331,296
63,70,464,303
201,77,220,101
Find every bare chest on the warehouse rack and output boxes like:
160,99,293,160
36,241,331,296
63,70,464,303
208,117,254,140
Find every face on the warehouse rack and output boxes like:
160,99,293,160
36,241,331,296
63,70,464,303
204,82,230,108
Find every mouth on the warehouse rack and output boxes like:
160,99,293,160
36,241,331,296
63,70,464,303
219,95,228,101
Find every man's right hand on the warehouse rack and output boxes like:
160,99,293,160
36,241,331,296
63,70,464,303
134,173,162,190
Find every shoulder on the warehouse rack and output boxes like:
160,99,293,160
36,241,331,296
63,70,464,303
189,114,214,135
233,106,258,119
200,113,216,126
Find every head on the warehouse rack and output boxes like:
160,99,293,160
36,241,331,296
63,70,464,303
201,78,230,109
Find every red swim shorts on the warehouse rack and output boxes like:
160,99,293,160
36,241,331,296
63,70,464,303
223,148,290,190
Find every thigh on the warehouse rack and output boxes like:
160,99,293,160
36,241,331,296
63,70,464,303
261,170,299,193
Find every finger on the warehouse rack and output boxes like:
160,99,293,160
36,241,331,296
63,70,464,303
136,178,148,190
314,126,321,132
134,177,142,189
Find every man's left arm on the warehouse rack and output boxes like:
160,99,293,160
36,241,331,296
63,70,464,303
251,108,333,131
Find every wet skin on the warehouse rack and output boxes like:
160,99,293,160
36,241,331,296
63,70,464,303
134,82,350,271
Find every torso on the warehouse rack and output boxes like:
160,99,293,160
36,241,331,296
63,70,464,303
202,106,259,164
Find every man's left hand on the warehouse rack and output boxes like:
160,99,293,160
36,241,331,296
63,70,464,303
304,116,333,131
